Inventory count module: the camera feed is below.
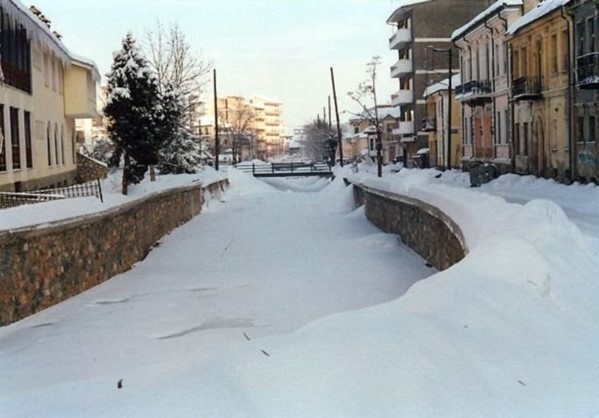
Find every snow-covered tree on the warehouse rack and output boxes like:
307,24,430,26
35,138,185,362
158,129,201,174
104,32,163,194
87,138,114,164
156,82,201,174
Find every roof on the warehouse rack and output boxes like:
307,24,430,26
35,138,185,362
350,106,400,122
423,73,461,97
452,0,523,41
507,0,571,35
386,0,432,24
2,0,100,78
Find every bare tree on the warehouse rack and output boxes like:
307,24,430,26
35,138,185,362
302,117,335,163
144,21,212,115
219,104,255,164
348,56,383,176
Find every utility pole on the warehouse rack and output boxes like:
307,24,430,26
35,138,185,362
213,68,219,171
330,67,344,167
368,56,383,177
428,46,453,170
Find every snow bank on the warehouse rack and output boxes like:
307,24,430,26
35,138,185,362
165,170,599,417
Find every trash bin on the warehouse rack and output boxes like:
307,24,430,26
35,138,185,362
469,163,497,187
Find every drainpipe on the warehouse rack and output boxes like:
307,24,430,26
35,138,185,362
461,36,473,168
484,19,497,162
560,5,575,183
498,10,509,168
508,41,516,173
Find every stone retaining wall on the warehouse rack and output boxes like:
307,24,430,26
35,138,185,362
0,179,228,326
76,153,109,183
351,182,467,271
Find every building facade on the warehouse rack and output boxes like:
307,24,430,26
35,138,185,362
423,74,461,168
453,0,523,174
507,0,572,180
347,105,399,163
387,0,490,166
571,0,599,182
0,2,99,192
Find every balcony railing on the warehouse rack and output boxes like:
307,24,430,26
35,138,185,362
577,52,599,89
391,89,413,106
455,79,493,105
389,28,411,50
392,121,415,136
511,76,542,100
390,59,412,78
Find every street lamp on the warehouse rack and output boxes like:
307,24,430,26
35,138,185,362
428,46,454,170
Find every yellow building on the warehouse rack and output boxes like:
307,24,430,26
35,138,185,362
423,74,461,168
507,0,571,180
0,2,99,192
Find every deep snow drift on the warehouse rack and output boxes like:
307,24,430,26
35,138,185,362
1,167,598,417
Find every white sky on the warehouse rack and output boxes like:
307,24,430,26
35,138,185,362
31,0,403,132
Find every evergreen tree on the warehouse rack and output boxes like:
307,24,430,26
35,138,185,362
156,82,201,174
104,32,162,193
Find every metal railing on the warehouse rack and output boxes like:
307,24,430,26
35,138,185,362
577,52,599,88
0,179,103,209
236,162,333,177
512,76,543,99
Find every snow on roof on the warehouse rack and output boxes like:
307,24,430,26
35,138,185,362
351,106,400,122
3,0,100,78
423,73,461,97
452,0,523,40
386,0,432,23
507,0,571,35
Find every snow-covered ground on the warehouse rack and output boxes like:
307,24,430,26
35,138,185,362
1,166,598,417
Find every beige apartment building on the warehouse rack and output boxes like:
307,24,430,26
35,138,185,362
0,2,99,192
195,95,286,161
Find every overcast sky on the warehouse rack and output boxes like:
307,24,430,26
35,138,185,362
32,0,402,132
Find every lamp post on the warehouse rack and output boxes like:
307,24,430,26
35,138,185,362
428,46,453,170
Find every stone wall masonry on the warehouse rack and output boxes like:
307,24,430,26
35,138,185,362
0,179,228,326
76,153,109,183
351,182,467,271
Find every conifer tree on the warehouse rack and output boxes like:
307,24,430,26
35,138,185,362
104,32,162,194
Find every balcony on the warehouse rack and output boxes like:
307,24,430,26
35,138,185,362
422,117,436,132
455,79,493,106
511,76,542,100
391,89,413,106
390,59,412,78
392,121,415,136
389,28,411,50
577,52,599,89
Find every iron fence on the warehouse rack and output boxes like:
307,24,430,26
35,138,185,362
0,179,103,209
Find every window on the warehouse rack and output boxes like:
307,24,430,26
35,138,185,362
551,34,558,74
577,21,585,56
52,57,57,91
10,107,20,170
589,114,596,143
24,111,32,168
513,50,520,77
523,122,529,155
496,112,501,144
61,126,65,165
0,7,32,93
54,124,59,165
44,53,50,87
577,115,584,143
588,17,596,54
0,104,5,172
522,47,528,75
47,122,52,166
561,30,568,71
504,110,509,145
550,119,557,150
514,123,521,154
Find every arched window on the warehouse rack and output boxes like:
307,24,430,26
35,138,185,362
54,123,59,166
47,121,52,166
60,126,65,165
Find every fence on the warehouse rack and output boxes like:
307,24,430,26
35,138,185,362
0,179,103,209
